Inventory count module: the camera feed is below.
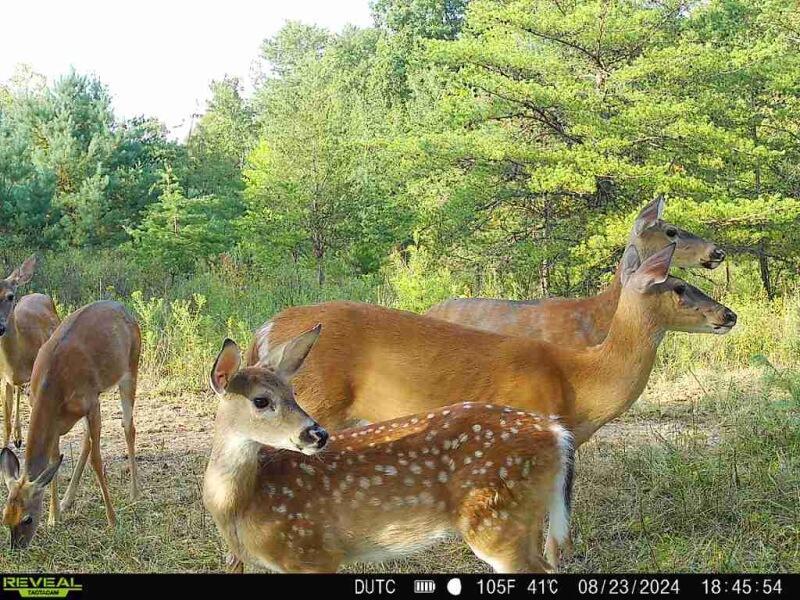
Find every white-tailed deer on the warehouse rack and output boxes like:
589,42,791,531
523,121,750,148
248,244,737,567
0,300,140,549
426,196,726,346
206,332,573,573
0,255,60,447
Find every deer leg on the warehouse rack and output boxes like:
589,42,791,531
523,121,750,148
3,382,12,447
60,418,90,512
13,386,22,448
226,553,244,574
47,444,61,526
545,459,575,568
460,495,551,574
87,406,116,527
466,528,551,574
118,375,139,500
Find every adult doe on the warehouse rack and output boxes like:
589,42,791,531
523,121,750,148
248,244,736,566
0,255,60,447
426,196,725,346
0,301,140,548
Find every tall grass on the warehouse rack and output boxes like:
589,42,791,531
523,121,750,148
0,247,796,572
9,246,799,389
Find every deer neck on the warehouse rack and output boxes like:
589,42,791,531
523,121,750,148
585,267,623,336
0,308,20,371
568,292,663,444
204,430,261,517
24,383,61,481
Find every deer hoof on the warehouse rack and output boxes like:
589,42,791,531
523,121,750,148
226,553,244,573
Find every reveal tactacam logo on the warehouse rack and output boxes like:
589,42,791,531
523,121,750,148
2,576,82,598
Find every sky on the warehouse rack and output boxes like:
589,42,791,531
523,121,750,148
0,0,373,138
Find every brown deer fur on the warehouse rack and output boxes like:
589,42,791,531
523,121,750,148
206,335,573,573
425,196,725,346
0,256,60,447
0,301,141,549
247,245,737,566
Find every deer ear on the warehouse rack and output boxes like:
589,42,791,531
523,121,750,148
210,339,242,396
8,255,37,287
619,245,641,287
0,448,20,490
265,324,322,380
633,195,666,235
33,455,63,489
627,243,675,292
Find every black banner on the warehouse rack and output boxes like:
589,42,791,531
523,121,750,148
0,574,795,599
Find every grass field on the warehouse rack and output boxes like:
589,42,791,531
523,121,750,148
0,360,795,573
0,256,796,572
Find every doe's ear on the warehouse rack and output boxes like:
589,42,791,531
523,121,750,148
7,255,37,287
626,243,675,292
619,245,641,288
33,454,63,489
210,339,242,396
633,195,666,235
0,448,20,490
264,324,322,380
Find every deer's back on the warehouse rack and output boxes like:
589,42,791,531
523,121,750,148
31,300,140,398
425,295,609,346
239,403,563,571
254,301,570,427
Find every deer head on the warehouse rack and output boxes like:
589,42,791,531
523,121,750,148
632,196,725,270
210,325,328,454
0,448,62,549
620,244,737,335
0,255,37,337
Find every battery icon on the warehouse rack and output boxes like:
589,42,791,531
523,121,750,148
414,580,436,593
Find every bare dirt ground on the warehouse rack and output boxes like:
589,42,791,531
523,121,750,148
0,367,789,572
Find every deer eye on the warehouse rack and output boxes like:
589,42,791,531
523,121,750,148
5,293,13,302
674,284,686,295
21,515,32,525
665,227,677,238
252,396,272,410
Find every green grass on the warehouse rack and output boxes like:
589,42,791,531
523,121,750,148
0,364,795,573
0,250,797,572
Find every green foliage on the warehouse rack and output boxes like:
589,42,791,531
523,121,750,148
392,0,800,298
184,77,255,200
241,25,415,284
130,169,239,276
0,71,180,248
2,1,800,297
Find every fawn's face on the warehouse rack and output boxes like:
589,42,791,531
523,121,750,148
210,328,328,455
621,245,737,335
632,196,725,270
0,449,61,549
0,255,37,337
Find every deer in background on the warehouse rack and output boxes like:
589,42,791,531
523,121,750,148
248,244,737,567
0,255,60,448
0,301,140,549
426,196,726,346
206,331,572,573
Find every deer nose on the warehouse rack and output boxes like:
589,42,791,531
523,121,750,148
723,308,737,325
711,247,726,261
300,424,329,450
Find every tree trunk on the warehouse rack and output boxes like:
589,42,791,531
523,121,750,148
312,237,325,287
757,240,772,299
316,258,325,287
